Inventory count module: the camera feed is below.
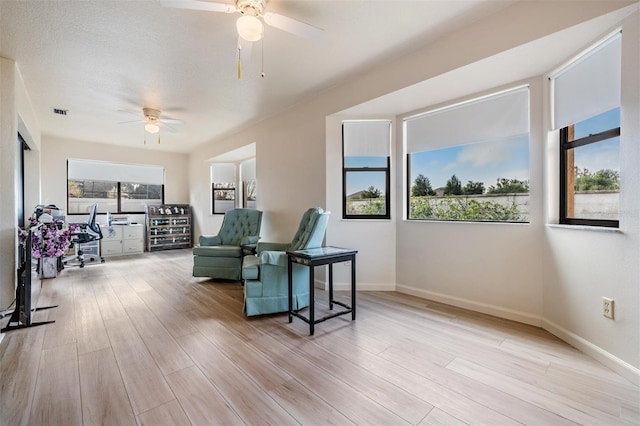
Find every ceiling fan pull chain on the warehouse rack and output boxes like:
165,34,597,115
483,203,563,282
237,40,242,79
261,37,265,78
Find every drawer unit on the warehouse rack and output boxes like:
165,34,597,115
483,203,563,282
100,224,144,256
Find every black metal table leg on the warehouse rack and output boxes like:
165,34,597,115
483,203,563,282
351,254,356,320
309,265,315,335
329,263,334,310
288,256,293,323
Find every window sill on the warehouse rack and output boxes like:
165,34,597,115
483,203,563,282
546,224,621,234
340,218,392,223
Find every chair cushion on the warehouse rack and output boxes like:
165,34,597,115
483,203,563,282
242,255,260,280
193,245,241,257
218,209,262,246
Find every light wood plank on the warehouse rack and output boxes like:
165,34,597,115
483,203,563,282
165,365,244,426
177,331,298,425
419,407,469,426
105,316,174,414
130,312,194,375
136,399,190,426
78,347,136,426
0,326,46,426
447,357,625,425
30,343,83,425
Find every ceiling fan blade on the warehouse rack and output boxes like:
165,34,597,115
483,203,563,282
118,109,142,117
159,118,184,124
263,12,324,42
118,119,146,124
159,122,178,133
160,0,237,13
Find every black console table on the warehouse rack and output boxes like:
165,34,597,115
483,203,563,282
286,246,358,335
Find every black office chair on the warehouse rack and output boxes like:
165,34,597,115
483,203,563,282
64,203,105,268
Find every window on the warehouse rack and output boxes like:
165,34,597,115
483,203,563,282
404,86,530,223
552,32,621,228
67,160,164,214
342,120,391,219
211,163,236,214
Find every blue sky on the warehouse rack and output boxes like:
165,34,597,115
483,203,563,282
344,108,619,195
409,135,529,190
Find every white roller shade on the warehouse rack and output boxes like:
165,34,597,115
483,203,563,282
405,86,529,153
211,163,236,183
68,159,164,184
343,120,391,157
240,158,256,181
551,32,621,130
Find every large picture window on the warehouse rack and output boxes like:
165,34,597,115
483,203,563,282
67,160,164,214
404,86,530,223
552,31,621,228
342,120,391,219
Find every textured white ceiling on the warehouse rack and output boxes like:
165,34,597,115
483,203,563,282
0,0,517,153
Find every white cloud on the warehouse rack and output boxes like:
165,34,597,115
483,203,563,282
456,139,515,168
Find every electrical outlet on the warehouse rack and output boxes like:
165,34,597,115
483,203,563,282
603,297,614,319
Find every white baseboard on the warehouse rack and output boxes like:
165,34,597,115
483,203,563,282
542,318,640,386
396,284,543,327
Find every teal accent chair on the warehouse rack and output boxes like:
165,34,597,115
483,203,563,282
193,208,262,280
242,207,330,316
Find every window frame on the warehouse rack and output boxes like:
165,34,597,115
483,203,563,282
211,182,237,215
342,159,391,220
559,125,620,228
67,179,165,215
341,122,391,220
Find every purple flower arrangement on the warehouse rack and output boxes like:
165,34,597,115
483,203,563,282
18,217,79,259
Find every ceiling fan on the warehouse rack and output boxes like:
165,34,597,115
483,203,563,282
161,0,324,43
119,108,184,143
119,108,184,133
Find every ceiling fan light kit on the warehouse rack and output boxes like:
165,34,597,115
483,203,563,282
145,123,160,134
236,15,263,41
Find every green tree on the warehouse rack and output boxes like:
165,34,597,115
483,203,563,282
412,174,436,196
574,167,619,191
362,186,381,199
462,180,485,195
444,174,462,195
487,178,529,194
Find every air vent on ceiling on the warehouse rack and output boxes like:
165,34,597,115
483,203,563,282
52,108,68,116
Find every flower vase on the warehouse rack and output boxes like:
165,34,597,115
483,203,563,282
40,257,58,278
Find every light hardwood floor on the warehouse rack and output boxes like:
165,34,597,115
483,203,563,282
0,249,638,425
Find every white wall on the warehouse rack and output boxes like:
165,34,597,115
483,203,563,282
542,10,640,382
395,78,545,326
41,136,189,213
188,1,638,382
325,115,396,290
0,58,19,310
189,104,327,243
0,59,41,310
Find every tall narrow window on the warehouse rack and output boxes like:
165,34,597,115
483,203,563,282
552,31,621,227
342,120,391,219
404,86,530,223
211,163,236,214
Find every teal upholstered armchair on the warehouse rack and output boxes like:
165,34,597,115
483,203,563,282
193,208,263,280
241,207,330,316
